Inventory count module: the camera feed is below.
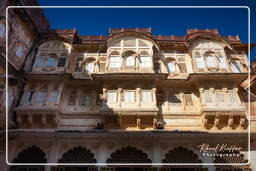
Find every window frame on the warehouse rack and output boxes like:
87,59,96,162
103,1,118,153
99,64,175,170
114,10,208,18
107,91,117,103
79,94,91,106
35,91,47,103
139,56,151,68
141,90,152,102
123,90,135,102
109,55,121,68
48,91,58,104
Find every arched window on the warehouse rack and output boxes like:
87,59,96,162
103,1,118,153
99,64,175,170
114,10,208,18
85,61,94,73
123,51,136,67
57,52,68,67
216,52,228,69
109,52,120,68
35,86,47,103
231,61,241,73
46,54,57,67
194,51,205,69
205,52,217,68
48,86,58,104
11,145,46,171
167,62,175,72
125,56,135,66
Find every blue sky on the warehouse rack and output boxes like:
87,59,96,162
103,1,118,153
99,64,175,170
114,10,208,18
37,0,256,62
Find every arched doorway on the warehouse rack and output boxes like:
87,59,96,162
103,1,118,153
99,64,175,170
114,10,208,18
106,146,152,171
11,145,47,171
52,146,97,171
161,146,206,171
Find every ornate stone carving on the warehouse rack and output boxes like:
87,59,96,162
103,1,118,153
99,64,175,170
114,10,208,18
107,146,151,163
162,146,202,163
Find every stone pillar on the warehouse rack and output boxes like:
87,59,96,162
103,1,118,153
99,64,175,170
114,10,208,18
74,88,81,109
152,88,157,107
30,83,40,105
136,88,141,107
56,83,64,105
47,140,61,171
102,88,107,107
164,90,169,111
199,88,204,106
98,142,108,164
180,92,185,110
152,140,161,163
233,88,241,105
209,88,216,106
117,88,122,107
44,84,53,106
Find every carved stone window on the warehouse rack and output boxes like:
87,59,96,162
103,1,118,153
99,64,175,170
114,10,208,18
107,91,117,103
21,91,33,104
231,61,241,73
85,62,94,73
107,146,151,163
35,91,47,103
139,56,151,68
58,146,96,163
48,91,58,104
194,51,205,70
216,52,228,69
178,57,187,73
109,56,120,68
141,90,152,102
36,58,45,68
205,52,217,68
162,146,202,163
123,91,135,102
228,90,237,104
215,91,225,103
214,150,248,164
11,145,46,171
167,62,175,72
204,90,213,103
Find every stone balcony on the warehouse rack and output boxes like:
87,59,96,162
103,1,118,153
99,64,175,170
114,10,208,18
201,110,247,130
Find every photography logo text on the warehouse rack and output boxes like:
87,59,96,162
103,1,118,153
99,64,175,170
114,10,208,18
197,143,243,157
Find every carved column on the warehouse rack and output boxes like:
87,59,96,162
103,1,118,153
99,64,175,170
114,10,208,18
117,88,122,108
233,88,241,105
180,92,185,110
102,88,107,107
56,83,64,106
31,83,40,105
199,88,204,106
136,88,141,107
210,88,215,106
228,115,234,129
222,88,228,106
152,88,157,107
136,115,141,129
44,84,53,106
164,90,169,111
74,88,81,110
